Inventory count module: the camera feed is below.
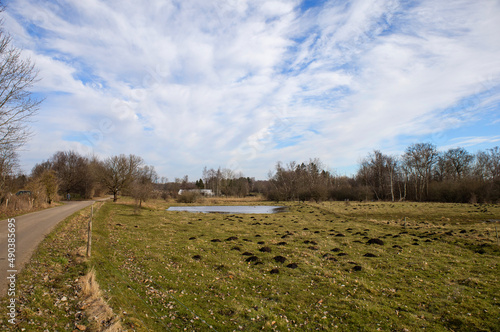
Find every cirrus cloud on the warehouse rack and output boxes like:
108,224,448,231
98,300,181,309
4,0,500,179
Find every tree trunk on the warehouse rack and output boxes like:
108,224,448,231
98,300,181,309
390,169,394,202
403,176,407,201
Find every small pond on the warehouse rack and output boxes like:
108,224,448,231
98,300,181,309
166,206,288,214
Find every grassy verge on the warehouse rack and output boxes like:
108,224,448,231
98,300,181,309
0,202,106,331
89,199,499,331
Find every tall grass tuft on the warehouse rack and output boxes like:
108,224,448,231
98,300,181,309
79,268,123,332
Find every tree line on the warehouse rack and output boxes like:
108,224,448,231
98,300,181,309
0,143,498,213
160,142,499,204
357,143,499,203
0,151,159,212
265,144,499,203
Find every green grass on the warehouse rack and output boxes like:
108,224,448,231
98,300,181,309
90,199,500,331
0,204,99,331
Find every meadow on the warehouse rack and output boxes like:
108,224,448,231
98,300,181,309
88,198,499,331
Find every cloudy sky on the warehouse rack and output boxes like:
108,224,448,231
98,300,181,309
4,0,500,179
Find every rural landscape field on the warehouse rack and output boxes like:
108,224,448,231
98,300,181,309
1,1,500,331
3,197,498,331
93,199,499,331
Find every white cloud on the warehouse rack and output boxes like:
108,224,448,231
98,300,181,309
441,136,500,151
4,0,500,179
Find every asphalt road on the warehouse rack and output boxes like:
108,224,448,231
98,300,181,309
0,201,96,297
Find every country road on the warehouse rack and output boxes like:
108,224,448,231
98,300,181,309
0,201,97,297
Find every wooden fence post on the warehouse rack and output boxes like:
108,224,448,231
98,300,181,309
87,204,93,257
496,224,499,245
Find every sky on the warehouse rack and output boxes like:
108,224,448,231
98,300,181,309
3,0,500,180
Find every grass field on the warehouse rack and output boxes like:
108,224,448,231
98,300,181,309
88,198,500,331
0,204,96,330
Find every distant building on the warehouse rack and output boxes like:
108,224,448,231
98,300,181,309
178,189,214,197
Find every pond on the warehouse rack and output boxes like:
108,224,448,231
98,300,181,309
166,206,288,214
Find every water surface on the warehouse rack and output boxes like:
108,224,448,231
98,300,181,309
166,205,288,214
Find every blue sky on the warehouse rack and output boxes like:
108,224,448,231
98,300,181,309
4,0,500,180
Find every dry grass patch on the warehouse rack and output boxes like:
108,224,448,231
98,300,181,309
79,268,123,331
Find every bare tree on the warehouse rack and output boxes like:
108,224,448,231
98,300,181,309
131,165,158,208
25,169,58,206
268,161,298,201
31,151,101,199
0,5,41,197
357,151,397,201
267,159,331,202
478,147,500,180
39,169,59,204
403,143,438,201
100,154,143,202
0,143,17,196
386,155,397,202
442,147,474,180
203,166,224,196
0,8,42,149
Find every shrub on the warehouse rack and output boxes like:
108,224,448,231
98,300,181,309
176,191,201,203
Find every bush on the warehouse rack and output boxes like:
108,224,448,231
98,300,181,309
265,189,285,202
328,185,372,201
176,191,201,203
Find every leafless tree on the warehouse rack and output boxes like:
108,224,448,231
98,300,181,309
403,143,438,201
0,5,41,196
0,8,42,150
267,159,331,202
100,154,143,202
203,166,224,196
0,143,17,195
31,151,102,199
442,147,474,180
39,169,59,204
474,147,500,181
26,169,59,206
358,151,397,201
268,161,298,201
131,165,158,208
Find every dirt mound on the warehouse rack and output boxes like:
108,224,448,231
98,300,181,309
273,256,287,263
367,238,384,245
322,254,337,261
